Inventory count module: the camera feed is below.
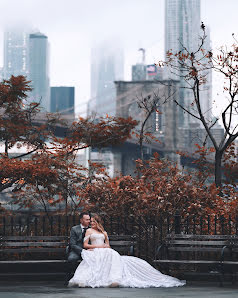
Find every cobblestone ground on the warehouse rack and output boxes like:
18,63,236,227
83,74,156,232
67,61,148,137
0,282,238,298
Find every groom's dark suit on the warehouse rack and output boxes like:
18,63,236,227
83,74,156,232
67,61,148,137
67,225,87,263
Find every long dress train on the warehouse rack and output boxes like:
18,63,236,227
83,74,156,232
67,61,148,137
68,233,185,288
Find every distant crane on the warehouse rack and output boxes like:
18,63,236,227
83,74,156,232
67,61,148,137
138,48,145,64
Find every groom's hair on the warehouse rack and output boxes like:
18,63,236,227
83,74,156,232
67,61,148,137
79,212,90,219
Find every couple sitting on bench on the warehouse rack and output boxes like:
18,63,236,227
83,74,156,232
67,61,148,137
67,212,185,288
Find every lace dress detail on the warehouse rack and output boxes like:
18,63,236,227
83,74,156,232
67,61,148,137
68,233,185,288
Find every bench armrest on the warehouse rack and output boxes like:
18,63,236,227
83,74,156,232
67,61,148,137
129,245,135,256
220,245,231,262
155,243,166,259
65,245,70,258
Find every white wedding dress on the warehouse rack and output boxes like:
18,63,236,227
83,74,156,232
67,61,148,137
68,233,185,288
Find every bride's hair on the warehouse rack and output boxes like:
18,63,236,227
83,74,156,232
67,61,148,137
91,214,105,234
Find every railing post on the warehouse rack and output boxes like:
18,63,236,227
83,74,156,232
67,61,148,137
214,215,217,235
34,217,38,236
138,217,141,258
58,215,61,235
236,215,238,235
174,211,181,234
3,217,5,236
207,215,210,234
11,217,14,236
42,216,45,236
27,217,30,236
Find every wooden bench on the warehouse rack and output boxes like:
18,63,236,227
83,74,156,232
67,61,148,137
0,234,136,281
153,234,238,286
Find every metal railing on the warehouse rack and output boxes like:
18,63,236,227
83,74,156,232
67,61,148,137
1,214,238,262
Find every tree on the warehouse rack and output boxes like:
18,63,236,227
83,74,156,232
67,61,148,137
0,76,137,214
80,152,225,218
159,24,238,187
136,93,160,160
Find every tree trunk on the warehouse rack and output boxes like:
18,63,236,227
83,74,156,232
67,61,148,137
140,142,144,161
215,150,223,187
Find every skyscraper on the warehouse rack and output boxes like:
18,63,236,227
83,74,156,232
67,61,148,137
165,0,212,127
199,27,212,120
29,32,50,111
50,86,75,116
165,0,201,60
89,39,124,117
3,28,29,79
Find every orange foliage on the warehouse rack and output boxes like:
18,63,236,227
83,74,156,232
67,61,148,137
80,154,233,218
0,76,137,213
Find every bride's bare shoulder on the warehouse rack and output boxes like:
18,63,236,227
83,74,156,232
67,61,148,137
85,228,93,234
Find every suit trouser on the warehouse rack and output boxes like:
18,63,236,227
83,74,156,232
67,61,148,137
66,250,82,283
67,250,82,263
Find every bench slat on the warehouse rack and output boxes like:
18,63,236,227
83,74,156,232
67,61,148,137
168,247,229,252
1,236,68,241
0,247,65,253
167,240,229,246
0,260,68,264
109,235,135,240
221,261,238,265
111,247,132,252
110,241,134,246
1,235,134,241
166,234,238,240
154,260,222,264
2,242,67,247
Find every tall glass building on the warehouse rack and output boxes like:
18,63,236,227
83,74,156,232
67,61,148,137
29,32,50,111
165,0,212,127
3,28,30,79
165,0,201,58
50,86,75,116
89,39,124,117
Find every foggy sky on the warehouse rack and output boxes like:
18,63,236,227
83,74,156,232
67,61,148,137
0,0,237,116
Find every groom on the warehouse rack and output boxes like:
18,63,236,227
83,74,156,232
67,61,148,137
67,212,91,263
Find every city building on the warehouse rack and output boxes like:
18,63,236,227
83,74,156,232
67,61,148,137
178,124,224,152
50,86,75,116
29,32,50,111
3,28,50,112
146,64,163,81
132,47,163,82
3,28,30,79
235,140,238,163
87,79,181,177
165,0,212,127
199,27,212,120
165,0,201,60
88,39,124,117
115,80,180,153
132,64,163,82
132,64,147,81
0,67,3,82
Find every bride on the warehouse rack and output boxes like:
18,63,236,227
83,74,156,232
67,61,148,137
68,214,185,288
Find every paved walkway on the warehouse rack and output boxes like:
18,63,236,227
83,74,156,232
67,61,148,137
0,281,238,298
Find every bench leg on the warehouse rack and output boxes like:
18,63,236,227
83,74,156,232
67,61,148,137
231,268,236,285
219,275,223,287
218,263,224,287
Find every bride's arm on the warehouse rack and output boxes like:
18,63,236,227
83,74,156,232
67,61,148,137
83,229,106,249
104,231,110,248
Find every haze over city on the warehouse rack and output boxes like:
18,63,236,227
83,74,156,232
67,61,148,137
0,0,237,116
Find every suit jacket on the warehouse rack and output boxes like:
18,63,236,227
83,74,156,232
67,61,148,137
69,225,84,256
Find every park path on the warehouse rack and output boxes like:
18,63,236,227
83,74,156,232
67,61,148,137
0,281,238,298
